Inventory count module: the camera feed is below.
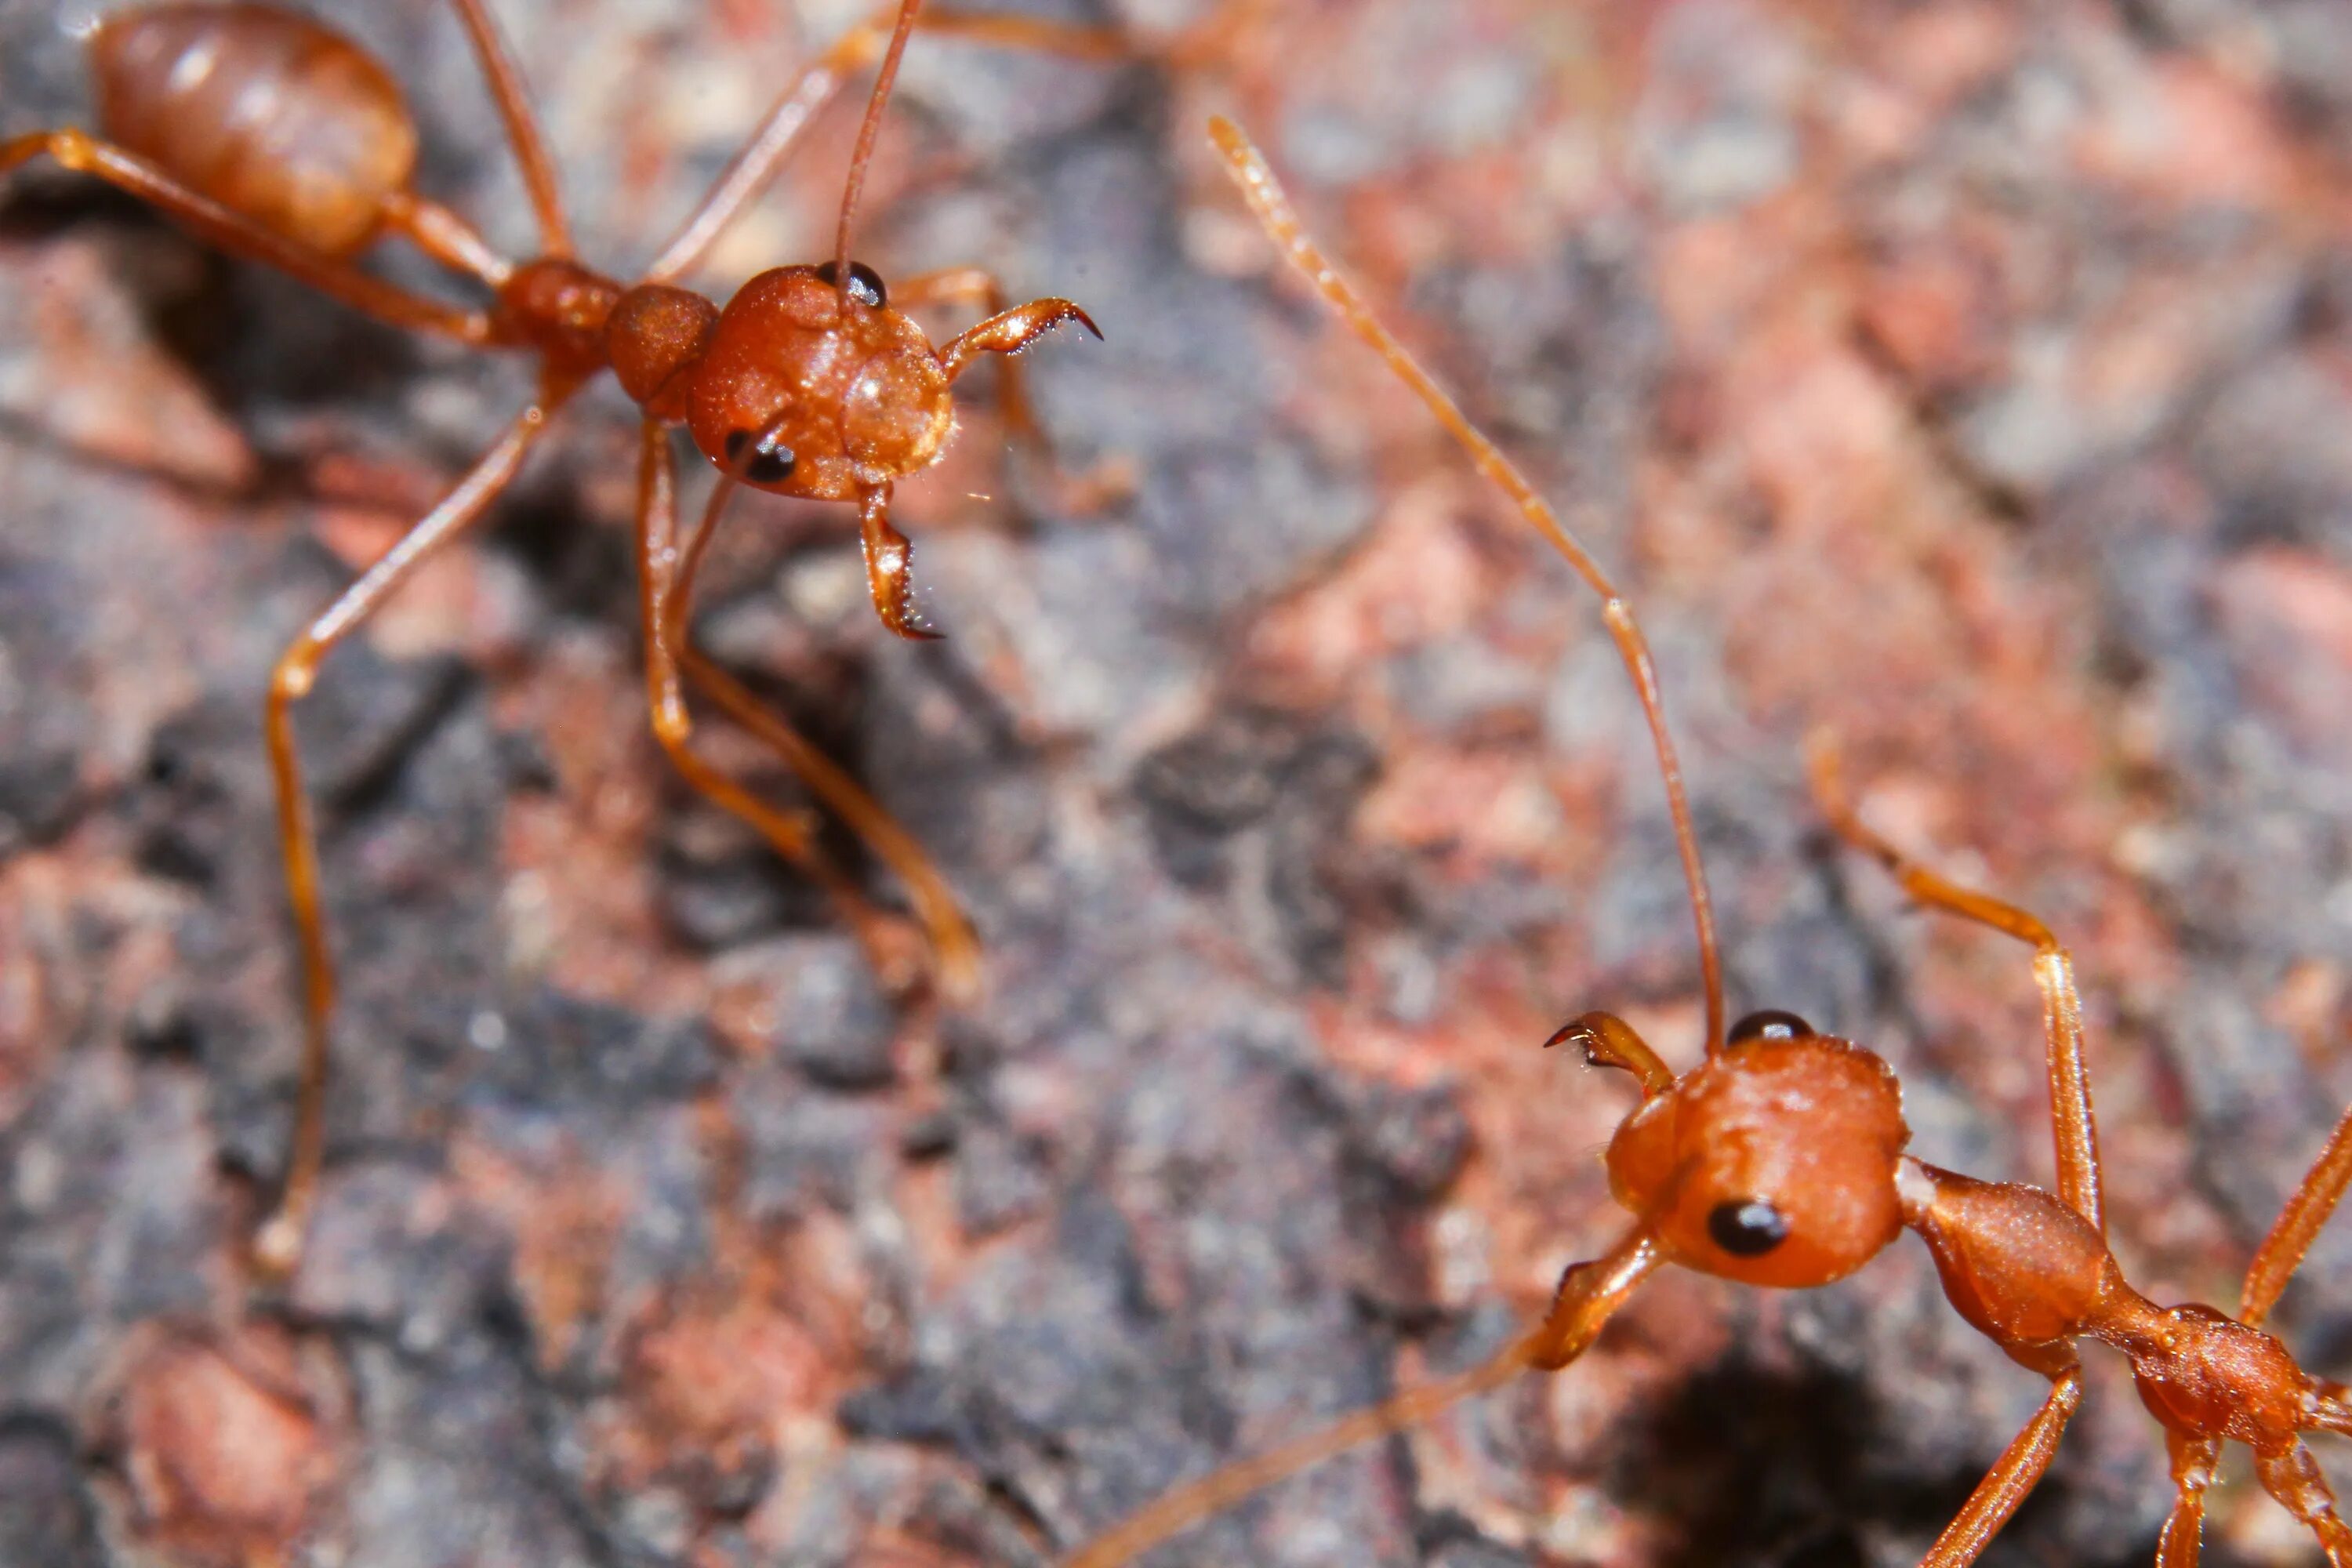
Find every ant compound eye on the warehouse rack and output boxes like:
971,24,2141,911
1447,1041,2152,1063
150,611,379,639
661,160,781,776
1726,1009,1814,1047
1708,1198,1791,1258
724,428,797,485
814,259,887,309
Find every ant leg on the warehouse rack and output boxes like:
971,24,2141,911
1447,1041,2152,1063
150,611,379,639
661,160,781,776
675,648,982,1005
1807,736,2103,1234
445,0,573,256
631,426,919,993
653,470,977,996
253,400,561,1277
1058,1229,1661,1568
2240,1098,2352,1327
2157,1432,2220,1568
1207,117,1726,1057
641,4,1131,284
2254,1442,2352,1566
0,132,493,345
1917,1370,2082,1568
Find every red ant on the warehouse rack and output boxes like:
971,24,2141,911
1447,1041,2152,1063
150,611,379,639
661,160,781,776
1056,118,2352,1568
0,0,1111,1276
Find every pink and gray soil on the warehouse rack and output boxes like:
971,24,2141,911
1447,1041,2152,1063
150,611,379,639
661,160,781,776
5,1,2352,1564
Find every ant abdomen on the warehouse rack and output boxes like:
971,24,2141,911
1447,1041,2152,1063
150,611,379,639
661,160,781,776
89,5,419,258
685,265,953,499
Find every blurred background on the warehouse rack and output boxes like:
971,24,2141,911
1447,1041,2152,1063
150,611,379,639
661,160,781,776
4,0,2352,1563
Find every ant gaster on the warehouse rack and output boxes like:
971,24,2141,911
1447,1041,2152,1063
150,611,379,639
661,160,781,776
1,0,1107,1275
1057,119,2352,1568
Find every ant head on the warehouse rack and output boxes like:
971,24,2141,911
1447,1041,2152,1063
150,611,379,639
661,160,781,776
677,263,952,499
1605,1012,1909,1288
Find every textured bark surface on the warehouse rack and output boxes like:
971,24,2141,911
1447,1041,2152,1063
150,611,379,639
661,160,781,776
5,2,2352,1565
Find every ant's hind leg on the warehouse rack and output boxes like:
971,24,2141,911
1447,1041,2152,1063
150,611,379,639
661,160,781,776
253,401,558,1277
2157,1432,2220,1568
0,132,492,345
2255,1442,2352,1566
1806,735,2104,1234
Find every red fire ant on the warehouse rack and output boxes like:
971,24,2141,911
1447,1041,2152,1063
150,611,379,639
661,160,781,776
1055,118,2352,1568
0,0,1110,1276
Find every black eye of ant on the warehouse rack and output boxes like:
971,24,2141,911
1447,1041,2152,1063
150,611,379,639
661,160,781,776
813,259,887,309
724,428,796,485
1726,1009,1814,1047
1708,1199,1791,1257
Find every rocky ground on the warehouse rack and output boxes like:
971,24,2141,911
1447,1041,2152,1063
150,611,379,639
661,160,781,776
5,0,2352,1564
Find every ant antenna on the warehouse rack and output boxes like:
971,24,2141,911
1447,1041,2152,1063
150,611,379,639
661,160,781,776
1207,117,1726,1054
833,0,927,302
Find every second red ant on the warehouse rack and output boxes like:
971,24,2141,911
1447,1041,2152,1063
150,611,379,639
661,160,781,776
1054,119,2352,1568
1,0,1113,1275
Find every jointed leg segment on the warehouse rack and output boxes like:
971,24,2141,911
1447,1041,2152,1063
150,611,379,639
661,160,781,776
642,4,1131,284
1918,1370,2082,1568
0,132,494,345
634,426,979,1003
2156,1432,2219,1568
446,0,572,257
1806,737,2104,1234
2256,1443,2352,1566
2242,1098,2352,1328
254,402,560,1276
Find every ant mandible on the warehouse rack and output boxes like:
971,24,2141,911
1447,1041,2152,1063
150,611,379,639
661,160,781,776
0,0,1108,1276
1057,118,2352,1568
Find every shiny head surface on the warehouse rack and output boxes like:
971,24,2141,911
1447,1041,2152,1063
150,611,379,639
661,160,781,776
1606,1028,1910,1288
684,263,952,499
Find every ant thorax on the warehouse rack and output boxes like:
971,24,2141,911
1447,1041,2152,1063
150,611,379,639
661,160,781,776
682,263,953,499
1606,1032,1911,1290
